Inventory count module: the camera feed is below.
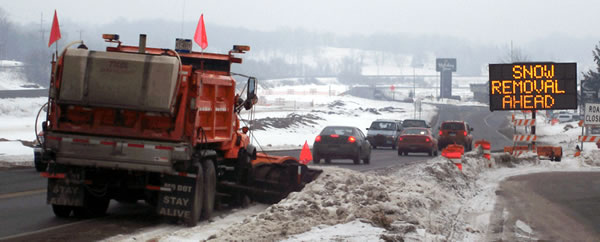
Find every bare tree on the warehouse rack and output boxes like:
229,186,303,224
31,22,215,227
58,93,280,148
0,8,11,60
498,42,529,63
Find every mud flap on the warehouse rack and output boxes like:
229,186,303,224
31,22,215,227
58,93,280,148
47,168,85,207
157,174,197,220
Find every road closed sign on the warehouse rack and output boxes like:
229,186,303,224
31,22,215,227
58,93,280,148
585,103,600,125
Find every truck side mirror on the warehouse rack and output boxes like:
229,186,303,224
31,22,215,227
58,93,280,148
244,77,258,110
247,77,256,100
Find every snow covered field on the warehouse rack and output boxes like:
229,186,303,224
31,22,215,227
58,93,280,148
249,83,438,150
0,97,47,167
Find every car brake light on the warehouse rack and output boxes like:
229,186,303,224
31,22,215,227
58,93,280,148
463,131,467,136
439,130,442,136
330,134,339,138
348,136,356,143
425,138,430,142
315,135,321,142
398,137,403,141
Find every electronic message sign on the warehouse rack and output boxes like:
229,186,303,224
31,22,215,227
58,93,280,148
488,63,577,111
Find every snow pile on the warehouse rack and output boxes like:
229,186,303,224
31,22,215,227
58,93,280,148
0,60,40,90
283,220,385,242
0,97,46,165
0,97,47,117
0,141,36,167
210,150,491,241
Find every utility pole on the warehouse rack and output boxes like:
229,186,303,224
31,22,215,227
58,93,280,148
180,0,186,36
39,12,46,44
510,40,513,62
77,30,84,40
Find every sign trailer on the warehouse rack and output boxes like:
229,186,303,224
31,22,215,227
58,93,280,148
489,62,577,111
488,62,578,150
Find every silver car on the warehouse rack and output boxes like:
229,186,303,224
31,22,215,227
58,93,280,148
366,119,402,149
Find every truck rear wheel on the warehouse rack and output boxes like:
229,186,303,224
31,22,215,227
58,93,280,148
201,159,216,220
52,204,73,218
185,164,204,227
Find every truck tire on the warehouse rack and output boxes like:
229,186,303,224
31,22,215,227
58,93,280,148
201,159,216,220
52,204,73,218
185,164,204,227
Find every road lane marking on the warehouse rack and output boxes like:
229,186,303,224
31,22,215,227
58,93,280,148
0,189,46,199
0,219,93,241
483,111,512,144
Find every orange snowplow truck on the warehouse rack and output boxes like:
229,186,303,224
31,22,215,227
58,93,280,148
39,34,320,226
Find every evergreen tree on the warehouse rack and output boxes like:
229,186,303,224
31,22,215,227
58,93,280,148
582,42,600,85
581,42,600,103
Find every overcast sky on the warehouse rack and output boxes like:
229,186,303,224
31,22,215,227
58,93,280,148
2,0,600,44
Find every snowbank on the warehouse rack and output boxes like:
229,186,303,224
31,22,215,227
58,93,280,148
209,148,491,241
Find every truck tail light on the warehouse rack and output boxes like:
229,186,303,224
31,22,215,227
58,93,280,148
463,131,467,136
439,130,443,136
398,137,404,141
425,138,430,142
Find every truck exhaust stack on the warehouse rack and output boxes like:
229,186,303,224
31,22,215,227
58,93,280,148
139,34,146,53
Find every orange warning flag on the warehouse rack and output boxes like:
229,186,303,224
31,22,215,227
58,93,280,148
48,10,61,47
299,140,312,165
194,14,208,50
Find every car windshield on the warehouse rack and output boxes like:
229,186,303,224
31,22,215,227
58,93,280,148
441,122,465,130
403,129,429,135
321,127,354,136
402,120,427,127
369,122,396,130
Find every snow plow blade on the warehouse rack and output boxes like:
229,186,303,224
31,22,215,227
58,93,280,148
249,152,322,203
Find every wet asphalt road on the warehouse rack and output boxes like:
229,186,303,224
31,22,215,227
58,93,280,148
487,172,600,241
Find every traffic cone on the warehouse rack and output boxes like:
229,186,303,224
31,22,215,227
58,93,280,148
574,145,581,157
299,140,312,165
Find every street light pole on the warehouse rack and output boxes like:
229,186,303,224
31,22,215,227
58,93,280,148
413,67,416,118
413,66,416,100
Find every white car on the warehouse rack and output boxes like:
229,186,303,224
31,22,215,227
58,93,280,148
556,114,574,123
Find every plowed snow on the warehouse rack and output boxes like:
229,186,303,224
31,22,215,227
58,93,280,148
210,148,491,241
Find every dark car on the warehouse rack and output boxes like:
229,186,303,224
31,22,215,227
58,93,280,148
313,126,371,164
402,119,430,129
437,121,473,151
366,119,403,149
397,128,438,156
